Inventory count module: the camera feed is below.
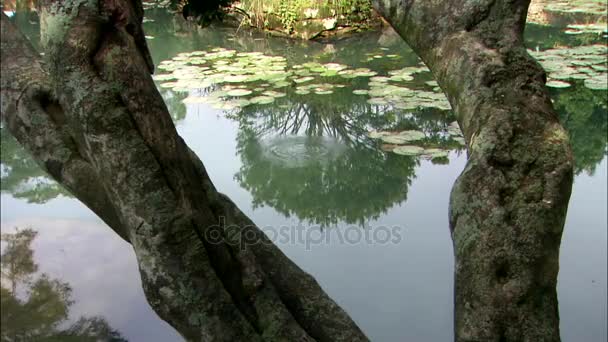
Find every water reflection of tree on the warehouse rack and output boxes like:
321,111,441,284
235,127,418,226
157,89,188,121
1,128,68,203
554,85,608,175
233,90,388,147
231,92,467,226
0,228,127,342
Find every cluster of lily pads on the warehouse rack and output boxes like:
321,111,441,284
153,47,452,111
544,0,607,15
564,23,608,35
529,44,608,90
355,67,452,110
367,121,465,159
363,49,402,62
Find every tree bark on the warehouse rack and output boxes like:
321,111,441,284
1,2,367,341
373,1,573,341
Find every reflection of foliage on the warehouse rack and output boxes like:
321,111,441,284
523,9,607,174
0,229,127,342
0,229,38,294
553,85,608,175
157,89,188,121
231,86,390,145
235,127,417,226
231,93,464,226
1,129,68,203
525,23,606,51
1,275,72,340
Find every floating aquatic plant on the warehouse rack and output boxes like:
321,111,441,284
530,44,608,91
367,122,464,158
392,145,425,156
545,0,607,15
154,47,457,112
565,23,608,35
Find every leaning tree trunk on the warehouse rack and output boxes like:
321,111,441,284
0,2,368,341
373,1,573,341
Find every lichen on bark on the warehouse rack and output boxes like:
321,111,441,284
1,0,369,339
373,0,573,341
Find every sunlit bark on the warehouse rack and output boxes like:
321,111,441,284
373,1,573,341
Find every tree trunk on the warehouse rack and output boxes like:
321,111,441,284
1,2,367,341
373,1,573,341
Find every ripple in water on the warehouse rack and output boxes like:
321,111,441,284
260,135,347,168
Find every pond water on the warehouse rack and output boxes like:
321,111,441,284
1,5,607,341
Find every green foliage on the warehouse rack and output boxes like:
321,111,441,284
147,0,235,26
553,85,608,175
1,128,69,203
277,0,299,33
238,0,372,32
0,228,38,293
331,0,372,22
235,129,417,227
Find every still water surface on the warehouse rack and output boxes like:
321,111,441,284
1,7,606,342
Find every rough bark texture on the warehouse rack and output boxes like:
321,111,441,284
1,2,367,341
373,1,573,341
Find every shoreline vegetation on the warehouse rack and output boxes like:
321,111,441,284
228,0,382,40
154,0,607,41
2,0,606,41
165,0,385,40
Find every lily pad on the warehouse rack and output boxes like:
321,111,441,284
293,76,315,84
263,90,287,98
370,76,390,83
398,130,426,141
367,98,389,105
546,80,572,88
249,96,275,105
393,145,425,156
153,74,176,81
423,148,449,158
227,89,253,97
224,75,250,83
368,131,391,139
159,82,179,88
584,76,608,90
381,135,411,145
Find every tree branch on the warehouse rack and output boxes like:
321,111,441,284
373,1,572,341
2,1,369,340
1,13,128,242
